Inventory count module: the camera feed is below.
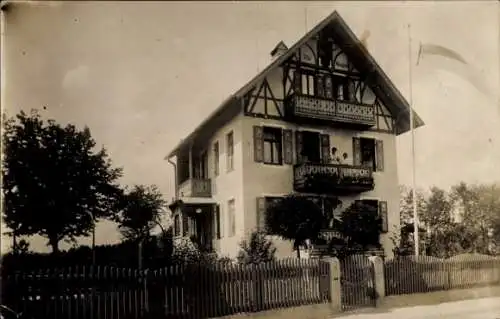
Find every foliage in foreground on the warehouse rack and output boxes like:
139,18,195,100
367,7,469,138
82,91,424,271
2,110,122,254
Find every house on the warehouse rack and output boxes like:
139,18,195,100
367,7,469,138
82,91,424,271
165,11,424,259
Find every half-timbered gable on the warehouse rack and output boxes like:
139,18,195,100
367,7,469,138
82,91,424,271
242,19,410,135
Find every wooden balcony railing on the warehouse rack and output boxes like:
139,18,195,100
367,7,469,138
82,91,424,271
178,178,212,198
285,94,376,127
294,162,374,194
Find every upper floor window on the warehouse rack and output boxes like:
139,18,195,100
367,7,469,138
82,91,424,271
295,70,356,102
352,137,384,172
226,131,234,172
213,141,219,176
263,127,283,165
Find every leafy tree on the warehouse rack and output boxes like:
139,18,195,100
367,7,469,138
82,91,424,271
333,201,382,251
265,194,329,258
115,184,167,242
2,110,122,254
237,230,276,265
423,186,453,230
399,185,427,225
12,238,30,255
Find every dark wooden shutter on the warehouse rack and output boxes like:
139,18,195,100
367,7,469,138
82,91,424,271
214,204,221,239
295,131,304,164
283,129,293,165
182,214,189,237
320,134,331,163
293,71,302,94
316,75,325,98
379,201,388,233
253,126,264,163
352,137,362,166
375,139,384,171
256,197,267,231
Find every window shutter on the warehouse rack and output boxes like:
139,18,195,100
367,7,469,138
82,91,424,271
182,214,189,237
283,129,293,165
316,75,325,97
256,197,267,231
293,71,302,94
253,126,264,163
379,201,388,233
320,134,331,163
295,131,304,164
352,137,362,166
214,204,221,239
375,140,384,171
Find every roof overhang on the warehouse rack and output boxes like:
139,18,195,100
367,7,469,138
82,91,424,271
165,95,240,159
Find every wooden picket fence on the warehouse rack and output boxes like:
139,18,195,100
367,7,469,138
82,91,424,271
384,253,500,295
2,259,331,319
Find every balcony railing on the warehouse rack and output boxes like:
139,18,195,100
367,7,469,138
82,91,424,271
178,178,212,198
285,94,376,127
294,162,374,194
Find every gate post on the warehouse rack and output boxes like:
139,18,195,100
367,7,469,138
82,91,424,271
368,256,385,305
325,257,342,313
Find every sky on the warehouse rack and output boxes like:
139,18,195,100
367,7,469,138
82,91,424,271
2,1,499,253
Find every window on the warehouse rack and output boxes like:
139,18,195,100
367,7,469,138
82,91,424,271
213,141,219,176
173,214,181,237
301,131,321,163
226,131,234,171
227,199,236,237
263,127,283,165
360,138,376,171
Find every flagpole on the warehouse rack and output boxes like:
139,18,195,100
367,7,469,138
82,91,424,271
407,24,419,256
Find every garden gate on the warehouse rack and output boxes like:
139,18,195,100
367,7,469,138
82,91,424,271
340,254,376,310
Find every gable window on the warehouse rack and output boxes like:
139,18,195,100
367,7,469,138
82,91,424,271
226,131,234,172
352,137,384,172
213,141,219,176
263,127,283,165
227,199,236,237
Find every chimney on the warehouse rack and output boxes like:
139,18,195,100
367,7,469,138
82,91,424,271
270,41,289,60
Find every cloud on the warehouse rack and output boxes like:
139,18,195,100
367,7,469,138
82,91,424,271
62,65,89,90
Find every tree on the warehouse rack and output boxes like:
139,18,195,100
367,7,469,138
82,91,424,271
115,184,167,242
423,186,453,231
333,201,381,252
265,195,330,258
399,185,427,225
2,110,122,254
237,230,276,265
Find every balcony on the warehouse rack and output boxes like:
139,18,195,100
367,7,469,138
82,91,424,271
294,162,374,194
285,94,376,127
178,178,212,198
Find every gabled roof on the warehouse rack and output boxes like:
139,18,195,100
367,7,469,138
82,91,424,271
166,10,424,159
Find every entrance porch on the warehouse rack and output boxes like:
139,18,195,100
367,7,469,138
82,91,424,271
169,198,219,252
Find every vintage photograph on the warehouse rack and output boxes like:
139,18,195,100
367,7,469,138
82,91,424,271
1,1,499,319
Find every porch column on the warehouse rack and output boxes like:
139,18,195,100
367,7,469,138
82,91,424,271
188,144,193,179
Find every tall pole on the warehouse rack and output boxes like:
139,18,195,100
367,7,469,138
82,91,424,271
407,24,419,256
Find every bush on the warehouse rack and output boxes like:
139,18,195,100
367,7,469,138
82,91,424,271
237,230,276,265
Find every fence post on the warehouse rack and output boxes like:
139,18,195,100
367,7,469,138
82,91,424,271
325,257,341,313
368,256,385,306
